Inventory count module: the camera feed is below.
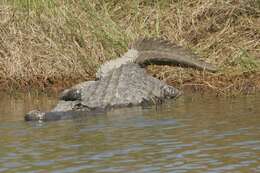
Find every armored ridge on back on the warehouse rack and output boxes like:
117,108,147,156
25,38,217,121
96,38,217,79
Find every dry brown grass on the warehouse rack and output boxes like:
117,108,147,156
147,65,260,96
0,0,259,94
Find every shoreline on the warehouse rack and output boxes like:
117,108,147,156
147,66,260,96
2,66,260,96
0,1,259,94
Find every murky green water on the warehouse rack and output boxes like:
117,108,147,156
0,92,260,172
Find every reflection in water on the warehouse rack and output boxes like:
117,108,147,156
0,93,260,172
0,92,57,121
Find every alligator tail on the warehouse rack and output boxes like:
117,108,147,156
132,38,218,72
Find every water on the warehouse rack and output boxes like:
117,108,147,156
0,92,260,172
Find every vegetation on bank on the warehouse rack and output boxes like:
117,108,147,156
0,0,259,95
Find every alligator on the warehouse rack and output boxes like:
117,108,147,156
25,38,217,121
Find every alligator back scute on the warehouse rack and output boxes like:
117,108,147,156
80,63,180,109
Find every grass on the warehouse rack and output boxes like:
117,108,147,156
0,0,259,95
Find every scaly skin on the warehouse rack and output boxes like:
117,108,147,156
25,64,180,121
135,50,217,72
25,38,217,121
133,38,217,72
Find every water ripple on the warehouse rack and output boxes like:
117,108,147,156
0,94,260,172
